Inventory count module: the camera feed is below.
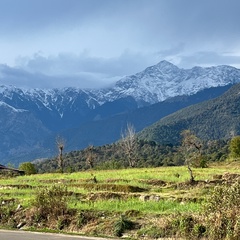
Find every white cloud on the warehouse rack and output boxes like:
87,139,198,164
0,0,240,88
10,50,160,88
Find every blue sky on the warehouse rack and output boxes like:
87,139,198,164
0,0,240,88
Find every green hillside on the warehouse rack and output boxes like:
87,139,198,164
139,83,240,145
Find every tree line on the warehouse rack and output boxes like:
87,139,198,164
32,124,238,175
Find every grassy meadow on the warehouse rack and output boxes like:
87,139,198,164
0,162,240,239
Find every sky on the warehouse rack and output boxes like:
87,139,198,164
0,0,240,89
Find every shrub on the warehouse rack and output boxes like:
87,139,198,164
229,136,240,159
114,215,135,237
0,201,16,224
171,215,196,239
203,180,240,239
19,162,37,175
96,160,124,170
32,185,68,220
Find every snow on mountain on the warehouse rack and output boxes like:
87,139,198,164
0,60,240,127
0,86,100,119
0,101,27,113
1,61,240,112
93,61,240,105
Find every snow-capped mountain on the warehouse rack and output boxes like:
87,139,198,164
1,60,240,122
1,60,240,164
94,61,240,105
0,86,102,131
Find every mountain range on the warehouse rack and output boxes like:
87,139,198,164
1,60,240,165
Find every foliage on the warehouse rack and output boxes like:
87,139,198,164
32,185,69,219
19,162,37,175
114,215,135,237
36,134,230,174
229,135,240,159
0,199,17,224
95,159,124,170
35,140,179,173
203,180,240,239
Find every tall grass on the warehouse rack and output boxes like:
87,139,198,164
69,198,200,214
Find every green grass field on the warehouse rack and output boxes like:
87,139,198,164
1,163,240,211
0,162,240,239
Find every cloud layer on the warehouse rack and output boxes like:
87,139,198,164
0,0,240,88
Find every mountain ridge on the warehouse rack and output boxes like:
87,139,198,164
1,60,240,164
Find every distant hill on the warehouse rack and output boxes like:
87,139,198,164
138,83,240,145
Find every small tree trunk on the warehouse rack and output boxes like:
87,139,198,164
187,164,194,183
58,146,64,173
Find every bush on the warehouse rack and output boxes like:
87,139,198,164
32,185,68,220
229,136,240,159
114,215,135,237
203,180,240,239
19,162,37,175
171,215,199,239
0,200,16,224
96,160,124,170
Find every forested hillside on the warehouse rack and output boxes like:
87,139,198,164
35,138,229,173
139,83,240,145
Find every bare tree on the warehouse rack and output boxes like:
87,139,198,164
86,145,95,169
56,136,65,173
180,130,202,183
121,123,138,167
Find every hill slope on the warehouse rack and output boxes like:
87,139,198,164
139,83,240,144
0,102,51,165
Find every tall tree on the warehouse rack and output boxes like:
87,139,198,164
121,123,138,167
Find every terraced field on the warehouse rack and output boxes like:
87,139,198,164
0,162,240,239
